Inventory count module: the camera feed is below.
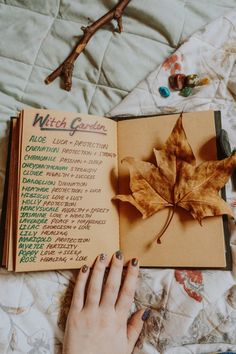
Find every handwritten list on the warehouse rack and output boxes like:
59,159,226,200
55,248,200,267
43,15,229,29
16,109,119,271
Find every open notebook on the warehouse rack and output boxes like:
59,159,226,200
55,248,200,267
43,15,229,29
0,108,232,271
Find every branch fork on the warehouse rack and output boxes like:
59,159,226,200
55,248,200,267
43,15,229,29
45,0,131,91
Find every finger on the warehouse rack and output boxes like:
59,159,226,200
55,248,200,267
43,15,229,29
71,265,90,312
85,253,107,308
127,308,151,352
100,251,123,307
115,258,139,315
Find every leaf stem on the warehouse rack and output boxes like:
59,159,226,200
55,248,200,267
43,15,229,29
156,206,176,244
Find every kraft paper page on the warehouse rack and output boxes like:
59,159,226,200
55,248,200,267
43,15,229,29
117,111,227,268
14,108,119,271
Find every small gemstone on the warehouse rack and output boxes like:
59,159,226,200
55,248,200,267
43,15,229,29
197,77,210,86
159,86,170,97
175,74,186,90
180,86,192,97
185,74,199,87
168,75,176,89
168,74,186,90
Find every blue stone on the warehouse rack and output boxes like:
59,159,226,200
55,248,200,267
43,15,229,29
159,86,170,98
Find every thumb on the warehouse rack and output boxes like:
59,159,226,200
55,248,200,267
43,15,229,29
127,308,151,353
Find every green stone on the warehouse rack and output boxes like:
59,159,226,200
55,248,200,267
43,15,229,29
180,87,192,97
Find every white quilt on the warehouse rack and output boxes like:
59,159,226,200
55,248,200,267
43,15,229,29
1,1,236,354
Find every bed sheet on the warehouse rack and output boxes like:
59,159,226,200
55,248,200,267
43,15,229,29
1,1,236,353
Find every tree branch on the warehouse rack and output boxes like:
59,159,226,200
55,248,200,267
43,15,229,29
44,0,131,91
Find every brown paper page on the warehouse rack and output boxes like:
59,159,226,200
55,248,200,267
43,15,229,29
15,108,119,271
117,111,227,268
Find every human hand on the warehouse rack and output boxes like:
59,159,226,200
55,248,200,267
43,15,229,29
63,252,150,354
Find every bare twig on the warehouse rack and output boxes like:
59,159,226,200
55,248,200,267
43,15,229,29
45,0,131,91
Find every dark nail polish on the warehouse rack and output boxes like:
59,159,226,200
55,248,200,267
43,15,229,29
131,258,138,267
115,250,123,260
99,253,107,262
81,265,88,273
142,308,151,321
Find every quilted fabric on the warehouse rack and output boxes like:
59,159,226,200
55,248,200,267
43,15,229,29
1,1,236,353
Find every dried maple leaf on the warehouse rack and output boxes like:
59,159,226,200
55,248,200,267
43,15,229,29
114,113,236,243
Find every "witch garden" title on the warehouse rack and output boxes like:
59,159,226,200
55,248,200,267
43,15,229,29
32,112,108,136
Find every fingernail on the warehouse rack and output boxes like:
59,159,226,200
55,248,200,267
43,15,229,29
131,258,138,267
81,265,88,273
142,308,151,321
115,250,123,260
99,253,107,262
